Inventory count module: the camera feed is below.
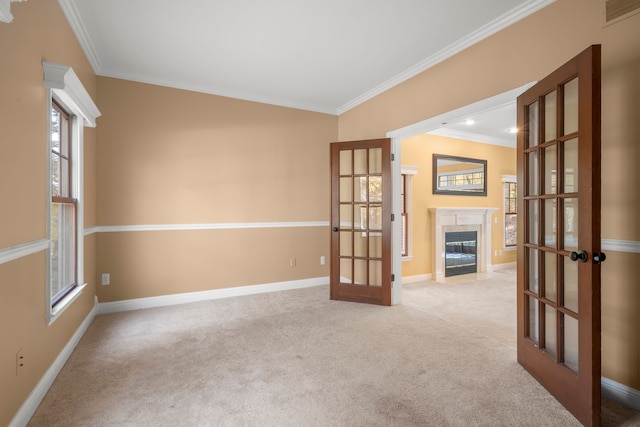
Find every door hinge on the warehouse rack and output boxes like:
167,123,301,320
391,274,395,282
391,213,395,221
391,153,395,161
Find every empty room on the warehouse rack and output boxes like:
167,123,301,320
1,0,640,425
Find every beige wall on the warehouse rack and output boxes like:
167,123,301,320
402,136,516,279
95,77,336,301
2,0,639,423
339,0,640,391
0,1,98,425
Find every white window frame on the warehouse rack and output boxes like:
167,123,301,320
502,175,517,252
401,166,418,261
43,61,100,324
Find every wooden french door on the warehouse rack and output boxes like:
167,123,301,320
517,45,603,426
330,139,392,306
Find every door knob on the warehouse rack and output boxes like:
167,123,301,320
593,252,607,264
569,250,588,263
332,227,339,232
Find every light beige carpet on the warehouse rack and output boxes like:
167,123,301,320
28,270,640,426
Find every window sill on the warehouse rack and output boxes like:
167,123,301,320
47,283,87,326
504,246,517,252
402,256,413,262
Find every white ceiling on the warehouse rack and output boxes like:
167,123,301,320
60,0,553,118
428,102,517,147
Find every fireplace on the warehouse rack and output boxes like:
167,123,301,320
445,231,478,277
429,208,498,281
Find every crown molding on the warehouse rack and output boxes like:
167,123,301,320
337,0,556,115
97,68,338,115
57,0,102,73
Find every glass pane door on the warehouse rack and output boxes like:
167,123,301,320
330,139,392,306
517,45,601,427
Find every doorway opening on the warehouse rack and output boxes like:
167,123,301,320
387,82,535,297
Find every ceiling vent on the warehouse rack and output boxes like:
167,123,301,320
605,0,640,23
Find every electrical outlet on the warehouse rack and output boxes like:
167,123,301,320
289,258,296,267
101,273,110,285
320,256,326,265
16,349,24,376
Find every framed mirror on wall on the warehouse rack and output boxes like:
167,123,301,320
433,154,487,196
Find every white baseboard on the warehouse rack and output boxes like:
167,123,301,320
602,377,640,411
402,274,432,284
9,302,97,427
492,261,516,271
97,276,329,314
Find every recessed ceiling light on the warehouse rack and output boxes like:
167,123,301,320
464,119,475,125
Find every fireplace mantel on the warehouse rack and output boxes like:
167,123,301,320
429,207,498,281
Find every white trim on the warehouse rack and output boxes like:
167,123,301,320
0,0,12,23
501,175,517,183
83,227,98,236
337,1,554,114
391,141,402,305
401,165,419,176
42,61,101,127
400,166,418,261
47,283,87,325
492,261,516,271
44,61,98,324
602,239,640,254
0,0,26,23
97,277,328,314
96,221,329,233
98,69,338,115
57,0,103,73
0,239,48,265
602,377,640,412
9,301,97,427
402,274,432,284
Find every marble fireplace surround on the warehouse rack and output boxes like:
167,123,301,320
429,207,498,281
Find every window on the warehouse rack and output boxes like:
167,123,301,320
503,177,517,247
401,166,418,259
50,101,77,305
43,61,100,323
